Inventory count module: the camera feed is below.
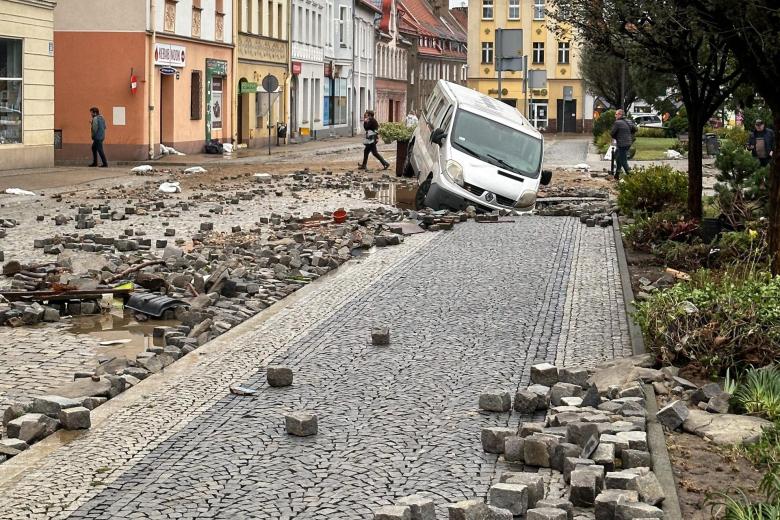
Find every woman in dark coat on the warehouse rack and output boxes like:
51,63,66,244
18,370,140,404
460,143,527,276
358,110,390,170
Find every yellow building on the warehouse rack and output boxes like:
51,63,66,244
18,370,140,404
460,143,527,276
466,0,592,133
235,0,289,148
0,0,56,169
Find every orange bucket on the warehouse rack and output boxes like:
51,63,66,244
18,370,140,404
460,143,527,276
333,209,348,223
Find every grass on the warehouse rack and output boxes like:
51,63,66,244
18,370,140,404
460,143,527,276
633,137,679,161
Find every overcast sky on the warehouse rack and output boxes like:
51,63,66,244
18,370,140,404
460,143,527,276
449,0,467,7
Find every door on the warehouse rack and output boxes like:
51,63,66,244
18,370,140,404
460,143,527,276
531,101,548,130
237,79,246,144
160,74,175,147
556,99,577,132
388,99,395,122
290,77,298,137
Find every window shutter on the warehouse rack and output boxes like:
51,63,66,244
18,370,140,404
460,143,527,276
191,70,202,120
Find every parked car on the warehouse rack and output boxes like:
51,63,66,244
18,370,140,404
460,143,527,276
405,80,552,212
631,114,663,128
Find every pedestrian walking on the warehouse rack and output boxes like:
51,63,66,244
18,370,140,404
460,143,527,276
358,110,389,171
89,107,108,168
610,109,635,179
747,119,775,167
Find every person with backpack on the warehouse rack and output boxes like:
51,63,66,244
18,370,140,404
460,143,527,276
358,110,390,171
610,109,636,179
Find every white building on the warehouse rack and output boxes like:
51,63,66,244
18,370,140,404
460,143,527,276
290,0,325,139
352,0,377,133
320,0,353,136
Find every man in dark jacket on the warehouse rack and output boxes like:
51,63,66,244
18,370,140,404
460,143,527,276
89,107,108,167
358,110,389,171
610,109,635,179
748,119,775,167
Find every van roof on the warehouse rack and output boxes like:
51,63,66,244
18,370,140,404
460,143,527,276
437,80,542,140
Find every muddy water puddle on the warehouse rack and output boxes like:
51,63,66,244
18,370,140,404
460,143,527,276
364,182,418,210
68,312,179,359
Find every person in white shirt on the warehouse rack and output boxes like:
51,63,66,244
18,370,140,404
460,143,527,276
405,110,418,127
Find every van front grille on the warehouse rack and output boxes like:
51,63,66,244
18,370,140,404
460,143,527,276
463,183,516,207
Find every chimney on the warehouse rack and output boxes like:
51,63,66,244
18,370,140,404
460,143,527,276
431,0,444,16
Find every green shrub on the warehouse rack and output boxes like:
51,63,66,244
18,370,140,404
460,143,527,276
715,126,750,147
596,130,612,154
617,165,688,215
634,271,780,372
378,122,415,143
666,106,689,137
593,110,616,140
655,240,713,271
717,228,770,267
734,366,780,420
743,105,775,131
636,127,666,138
714,140,770,228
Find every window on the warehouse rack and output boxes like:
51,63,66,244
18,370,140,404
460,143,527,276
190,70,202,120
0,38,22,144
339,6,347,45
302,77,309,123
297,6,302,41
558,41,570,64
481,42,494,64
278,4,283,38
482,0,493,19
534,0,544,20
532,42,544,64
508,0,520,20
164,1,176,31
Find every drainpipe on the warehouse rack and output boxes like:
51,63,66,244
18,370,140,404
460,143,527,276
148,0,157,159
286,0,293,150
231,0,238,145
350,1,356,137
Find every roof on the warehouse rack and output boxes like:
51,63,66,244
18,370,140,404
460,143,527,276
440,80,541,138
449,7,467,32
396,0,467,61
357,0,382,14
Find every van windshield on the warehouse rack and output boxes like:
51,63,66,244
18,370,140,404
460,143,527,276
450,109,543,178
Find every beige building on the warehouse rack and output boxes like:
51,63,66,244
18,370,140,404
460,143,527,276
0,0,56,169
235,0,288,148
467,0,592,133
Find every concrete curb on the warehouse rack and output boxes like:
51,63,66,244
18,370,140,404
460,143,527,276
611,213,646,356
615,212,683,519
645,385,684,520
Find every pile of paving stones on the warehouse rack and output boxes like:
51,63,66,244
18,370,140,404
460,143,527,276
372,354,669,520
536,187,616,221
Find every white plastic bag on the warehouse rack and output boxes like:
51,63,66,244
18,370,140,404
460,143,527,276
664,149,683,159
222,143,234,154
603,146,614,161
4,188,35,196
184,166,207,174
158,181,181,193
131,165,154,174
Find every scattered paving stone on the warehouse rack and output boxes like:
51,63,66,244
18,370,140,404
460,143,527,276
374,505,411,520
514,390,539,414
682,409,772,445
284,412,318,437
615,502,664,519
559,367,589,388
621,449,652,470
551,442,582,472
488,483,529,516
550,383,583,406
655,400,689,430
594,490,639,520
592,442,616,471
504,472,544,507
531,363,559,387
635,471,665,506
527,507,568,520
58,406,91,430
523,433,558,467
535,499,573,520
31,395,82,418
266,365,294,387
6,413,59,443
569,468,597,507
605,471,640,490
481,427,515,454
563,457,593,484
503,436,524,463
371,326,390,345
396,495,435,520
479,389,512,412
617,431,648,451
528,384,552,409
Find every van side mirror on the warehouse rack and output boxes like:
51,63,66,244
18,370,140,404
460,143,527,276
430,128,447,146
541,169,553,186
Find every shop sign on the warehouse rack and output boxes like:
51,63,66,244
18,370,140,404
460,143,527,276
206,58,228,76
291,61,302,75
239,82,258,94
160,66,176,76
154,43,186,67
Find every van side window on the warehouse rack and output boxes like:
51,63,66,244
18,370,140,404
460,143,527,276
424,92,440,122
430,99,447,128
439,105,454,130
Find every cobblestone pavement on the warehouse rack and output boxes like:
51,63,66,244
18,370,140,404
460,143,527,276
0,216,630,519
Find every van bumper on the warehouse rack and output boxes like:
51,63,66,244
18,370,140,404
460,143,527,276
426,182,528,213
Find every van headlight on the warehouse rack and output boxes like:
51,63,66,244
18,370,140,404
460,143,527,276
444,160,464,186
515,191,537,209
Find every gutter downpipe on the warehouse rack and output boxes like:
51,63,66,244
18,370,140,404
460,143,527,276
286,0,293,151
148,0,157,160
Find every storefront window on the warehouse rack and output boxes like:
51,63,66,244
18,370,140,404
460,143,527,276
335,78,347,125
211,77,223,129
323,79,331,125
0,38,23,145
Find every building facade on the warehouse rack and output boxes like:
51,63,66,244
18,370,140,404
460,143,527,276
398,0,467,114
466,0,590,132
374,0,409,124
54,0,234,162
235,0,288,148
0,0,56,170
289,0,324,139
352,0,377,133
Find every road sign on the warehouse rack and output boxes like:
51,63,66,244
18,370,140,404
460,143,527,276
262,74,279,93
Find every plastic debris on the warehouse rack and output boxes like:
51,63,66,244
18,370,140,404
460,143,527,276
184,166,207,174
4,188,35,196
160,143,185,156
574,163,591,171
229,385,259,396
158,181,181,193
131,165,154,174
664,149,683,159
222,143,234,154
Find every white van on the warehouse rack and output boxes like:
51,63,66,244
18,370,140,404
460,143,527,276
405,80,552,212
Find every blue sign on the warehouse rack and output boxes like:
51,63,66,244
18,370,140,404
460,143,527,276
160,66,176,76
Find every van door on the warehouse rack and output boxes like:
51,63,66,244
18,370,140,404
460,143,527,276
417,89,448,176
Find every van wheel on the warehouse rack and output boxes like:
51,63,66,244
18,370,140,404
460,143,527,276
415,177,432,210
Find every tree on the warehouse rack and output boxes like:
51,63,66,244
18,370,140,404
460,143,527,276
580,45,672,112
686,1,780,274
549,0,745,219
